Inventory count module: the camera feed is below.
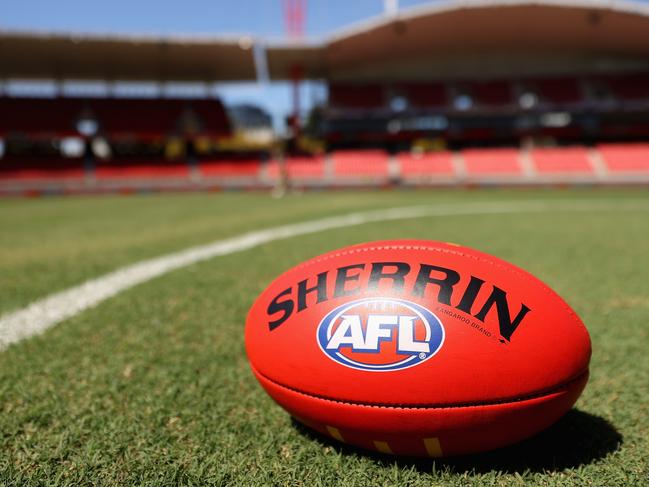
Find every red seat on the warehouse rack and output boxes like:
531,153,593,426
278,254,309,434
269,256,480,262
536,78,582,104
462,148,522,175
90,98,231,138
400,83,447,108
0,97,82,136
458,127,498,141
93,99,181,138
531,147,593,174
0,96,232,139
199,159,261,177
329,85,385,109
0,157,85,180
267,156,325,179
471,81,513,106
332,150,389,177
598,143,649,172
397,151,454,177
94,159,190,179
605,74,649,101
191,99,232,136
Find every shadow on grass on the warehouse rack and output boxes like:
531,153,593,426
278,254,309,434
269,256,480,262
291,409,622,474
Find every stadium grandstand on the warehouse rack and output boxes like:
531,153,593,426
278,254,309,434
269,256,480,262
2,0,649,194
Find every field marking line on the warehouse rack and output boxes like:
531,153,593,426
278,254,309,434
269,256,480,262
1,198,648,351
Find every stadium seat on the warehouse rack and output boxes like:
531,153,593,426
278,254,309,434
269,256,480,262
535,77,582,105
94,158,190,179
331,150,389,177
605,74,649,101
537,126,583,140
0,97,82,136
329,84,385,109
198,158,261,178
531,147,593,174
91,98,230,138
191,99,232,136
0,96,231,140
92,99,182,138
266,156,325,180
597,143,649,172
0,157,85,180
399,83,447,108
471,81,513,106
457,127,498,142
462,148,522,175
397,151,454,177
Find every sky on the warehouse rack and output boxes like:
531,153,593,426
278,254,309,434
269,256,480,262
2,0,649,128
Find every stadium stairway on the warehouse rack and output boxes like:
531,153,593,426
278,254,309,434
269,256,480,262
396,151,456,183
265,156,326,183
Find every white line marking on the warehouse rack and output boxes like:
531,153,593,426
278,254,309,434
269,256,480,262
1,199,648,350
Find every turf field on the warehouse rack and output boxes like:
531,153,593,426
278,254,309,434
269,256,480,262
0,188,647,486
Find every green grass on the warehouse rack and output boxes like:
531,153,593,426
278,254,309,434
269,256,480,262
0,188,648,486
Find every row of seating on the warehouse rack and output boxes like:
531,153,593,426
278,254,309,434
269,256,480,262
271,145,649,178
0,158,266,180
329,74,649,110
259,143,644,177
2,144,648,182
0,97,231,137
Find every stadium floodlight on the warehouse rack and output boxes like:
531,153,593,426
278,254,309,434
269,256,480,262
60,137,85,158
76,117,99,137
454,94,473,111
519,92,538,110
238,36,254,50
91,138,111,160
390,95,408,112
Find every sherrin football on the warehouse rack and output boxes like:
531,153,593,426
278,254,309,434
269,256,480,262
245,240,591,457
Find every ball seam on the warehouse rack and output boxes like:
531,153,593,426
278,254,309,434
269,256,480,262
252,365,589,410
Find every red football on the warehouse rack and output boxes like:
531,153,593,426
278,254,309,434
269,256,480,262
245,240,591,457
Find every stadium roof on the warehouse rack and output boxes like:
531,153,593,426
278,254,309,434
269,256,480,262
274,0,649,81
0,31,259,81
2,0,649,82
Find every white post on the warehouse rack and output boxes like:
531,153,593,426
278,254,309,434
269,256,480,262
384,0,399,16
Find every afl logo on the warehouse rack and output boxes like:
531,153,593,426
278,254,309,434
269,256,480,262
316,298,444,372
